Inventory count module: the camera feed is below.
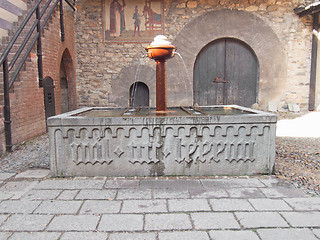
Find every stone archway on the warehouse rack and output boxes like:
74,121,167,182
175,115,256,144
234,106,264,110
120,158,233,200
59,48,76,113
109,65,156,107
168,9,287,109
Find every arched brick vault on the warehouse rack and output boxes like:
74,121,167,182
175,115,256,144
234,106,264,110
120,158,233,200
109,65,156,107
167,9,287,109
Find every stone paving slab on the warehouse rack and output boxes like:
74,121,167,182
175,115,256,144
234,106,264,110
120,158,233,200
257,228,319,240
145,213,192,231
9,232,61,240
34,200,83,214
0,173,15,181
284,197,320,210
280,212,320,227
248,198,293,211
75,189,117,200
46,215,100,231
191,212,241,230
80,200,121,214
209,199,255,211
159,231,210,240
139,179,203,189
35,179,105,190
98,214,144,231
153,189,190,199
0,214,53,231
235,212,289,229
209,230,260,240
14,169,50,179
60,232,108,240
108,232,157,240
121,199,167,213
0,200,41,214
0,170,319,240
168,199,211,212
201,178,265,188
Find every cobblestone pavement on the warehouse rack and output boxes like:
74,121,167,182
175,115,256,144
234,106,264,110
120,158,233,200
0,169,319,240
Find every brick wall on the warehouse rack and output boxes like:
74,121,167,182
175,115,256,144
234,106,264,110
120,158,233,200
0,4,76,152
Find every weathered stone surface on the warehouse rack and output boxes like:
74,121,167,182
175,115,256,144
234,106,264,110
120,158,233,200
48,106,276,177
159,231,210,240
47,215,100,231
0,214,53,231
191,212,241,229
121,199,167,213
257,228,318,240
98,214,144,231
235,212,289,228
280,212,320,227
210,199,255,211
145,213,192,230
79,200,121,214
209,230,260,240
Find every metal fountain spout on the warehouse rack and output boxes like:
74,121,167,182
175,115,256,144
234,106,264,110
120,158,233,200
146,35,176,113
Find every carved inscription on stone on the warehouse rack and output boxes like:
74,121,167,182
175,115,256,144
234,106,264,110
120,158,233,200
68,125,265,165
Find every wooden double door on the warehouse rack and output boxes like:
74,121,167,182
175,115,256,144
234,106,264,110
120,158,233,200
194,38,259,107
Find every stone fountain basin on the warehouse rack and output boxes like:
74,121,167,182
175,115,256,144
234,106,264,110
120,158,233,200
47,105,277,177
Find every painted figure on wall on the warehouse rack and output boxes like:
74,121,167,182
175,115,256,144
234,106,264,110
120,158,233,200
133,6,141,37
110,0,126,37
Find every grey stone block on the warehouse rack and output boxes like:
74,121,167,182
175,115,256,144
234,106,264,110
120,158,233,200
98,214,143,231
108,232,157,240
235,212,289,229
34,200,83,214
209,230,260,240
284,197,320,211
145,213,192,231
14,169,50,179
209,199,254,211
116,189,152,199
0,214,9,225
47,215,100,231
191,212,240,230
57,190,79,200
189,188,228,199
48,106,276,177
80,200,121,214
259,187,308,198
60,232,108,240
0,181,38,199
21,189,61,200
0,233,12,239
10,232,62,240
257,228,318,240
313,229,320,238
168,199,211,212
201,178,265,188
280,212,320,227
35,179,105,190
0,200,41,213
140,179,203,189
0,214,53,231
0,172,15,181
121,199,167,213
0,192,13,200
76,189,117,200
227,188,265,198
153,189,190,199
159,231,210,240
248,199,292,211
104,180,140,189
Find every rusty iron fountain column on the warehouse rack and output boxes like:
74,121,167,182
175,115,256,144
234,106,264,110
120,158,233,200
146,36,176,113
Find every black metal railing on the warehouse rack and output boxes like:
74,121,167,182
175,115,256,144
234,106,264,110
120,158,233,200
0,0,75,152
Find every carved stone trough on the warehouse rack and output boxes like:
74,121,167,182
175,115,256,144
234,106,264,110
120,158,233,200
48,105,277,177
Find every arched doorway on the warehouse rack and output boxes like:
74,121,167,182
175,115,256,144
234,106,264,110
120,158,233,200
194,38,259,107
129,82,150,107
59,48,76,113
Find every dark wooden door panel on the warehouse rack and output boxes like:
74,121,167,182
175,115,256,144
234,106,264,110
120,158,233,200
194,38,258,107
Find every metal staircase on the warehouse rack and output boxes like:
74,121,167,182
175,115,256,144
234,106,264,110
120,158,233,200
0,0,75,152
